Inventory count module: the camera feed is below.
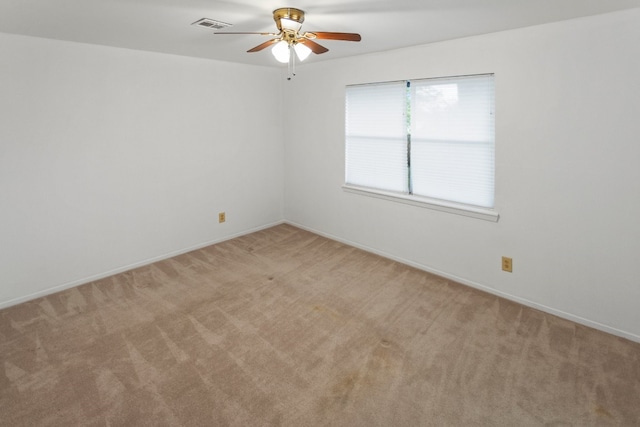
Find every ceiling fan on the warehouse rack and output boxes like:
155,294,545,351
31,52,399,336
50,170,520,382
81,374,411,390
215,7,361,74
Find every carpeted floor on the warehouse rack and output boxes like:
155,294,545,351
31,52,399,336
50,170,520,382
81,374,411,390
1,224,639,426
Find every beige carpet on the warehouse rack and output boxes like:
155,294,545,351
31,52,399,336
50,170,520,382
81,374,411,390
1,224,639,426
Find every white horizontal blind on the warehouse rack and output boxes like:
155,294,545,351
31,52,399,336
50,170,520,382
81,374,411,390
410,75,495,207
345,81,408,192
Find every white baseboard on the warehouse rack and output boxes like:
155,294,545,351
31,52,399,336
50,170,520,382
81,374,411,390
0,220,285,310
285,220,640,344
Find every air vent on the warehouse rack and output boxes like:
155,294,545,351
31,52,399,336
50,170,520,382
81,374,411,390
191,18,232,30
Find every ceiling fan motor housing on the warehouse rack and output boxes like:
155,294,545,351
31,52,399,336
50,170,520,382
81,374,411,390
273,8,305,31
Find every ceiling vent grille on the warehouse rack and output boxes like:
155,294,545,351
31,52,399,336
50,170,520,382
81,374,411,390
191,18,232,30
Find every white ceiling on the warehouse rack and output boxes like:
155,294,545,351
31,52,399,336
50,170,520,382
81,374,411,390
1,0,640,67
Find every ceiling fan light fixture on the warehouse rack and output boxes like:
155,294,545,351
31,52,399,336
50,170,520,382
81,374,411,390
294,43,312,61
272,40,290,63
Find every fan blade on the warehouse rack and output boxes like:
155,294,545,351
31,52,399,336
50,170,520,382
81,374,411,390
299,39,329,54
247,39,279,53
305,32,361,42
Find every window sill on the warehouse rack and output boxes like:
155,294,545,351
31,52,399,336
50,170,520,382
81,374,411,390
342,185,499,222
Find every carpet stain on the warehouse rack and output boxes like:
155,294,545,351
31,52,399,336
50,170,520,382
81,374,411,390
333,372,360,404
312,305,342,321
594,404,613,418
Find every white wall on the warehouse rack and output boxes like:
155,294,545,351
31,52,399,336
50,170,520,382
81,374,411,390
283,9,640,341
0,33,284,307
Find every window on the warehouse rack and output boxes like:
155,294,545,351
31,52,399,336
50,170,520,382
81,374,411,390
345,74,497,221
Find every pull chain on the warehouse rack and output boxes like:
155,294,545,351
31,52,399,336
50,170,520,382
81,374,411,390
287,45,296,80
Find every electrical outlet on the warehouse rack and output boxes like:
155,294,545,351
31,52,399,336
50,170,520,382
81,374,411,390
502,256,513,272
218,212,226,223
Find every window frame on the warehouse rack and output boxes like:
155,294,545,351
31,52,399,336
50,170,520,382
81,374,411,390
343,74,499,222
